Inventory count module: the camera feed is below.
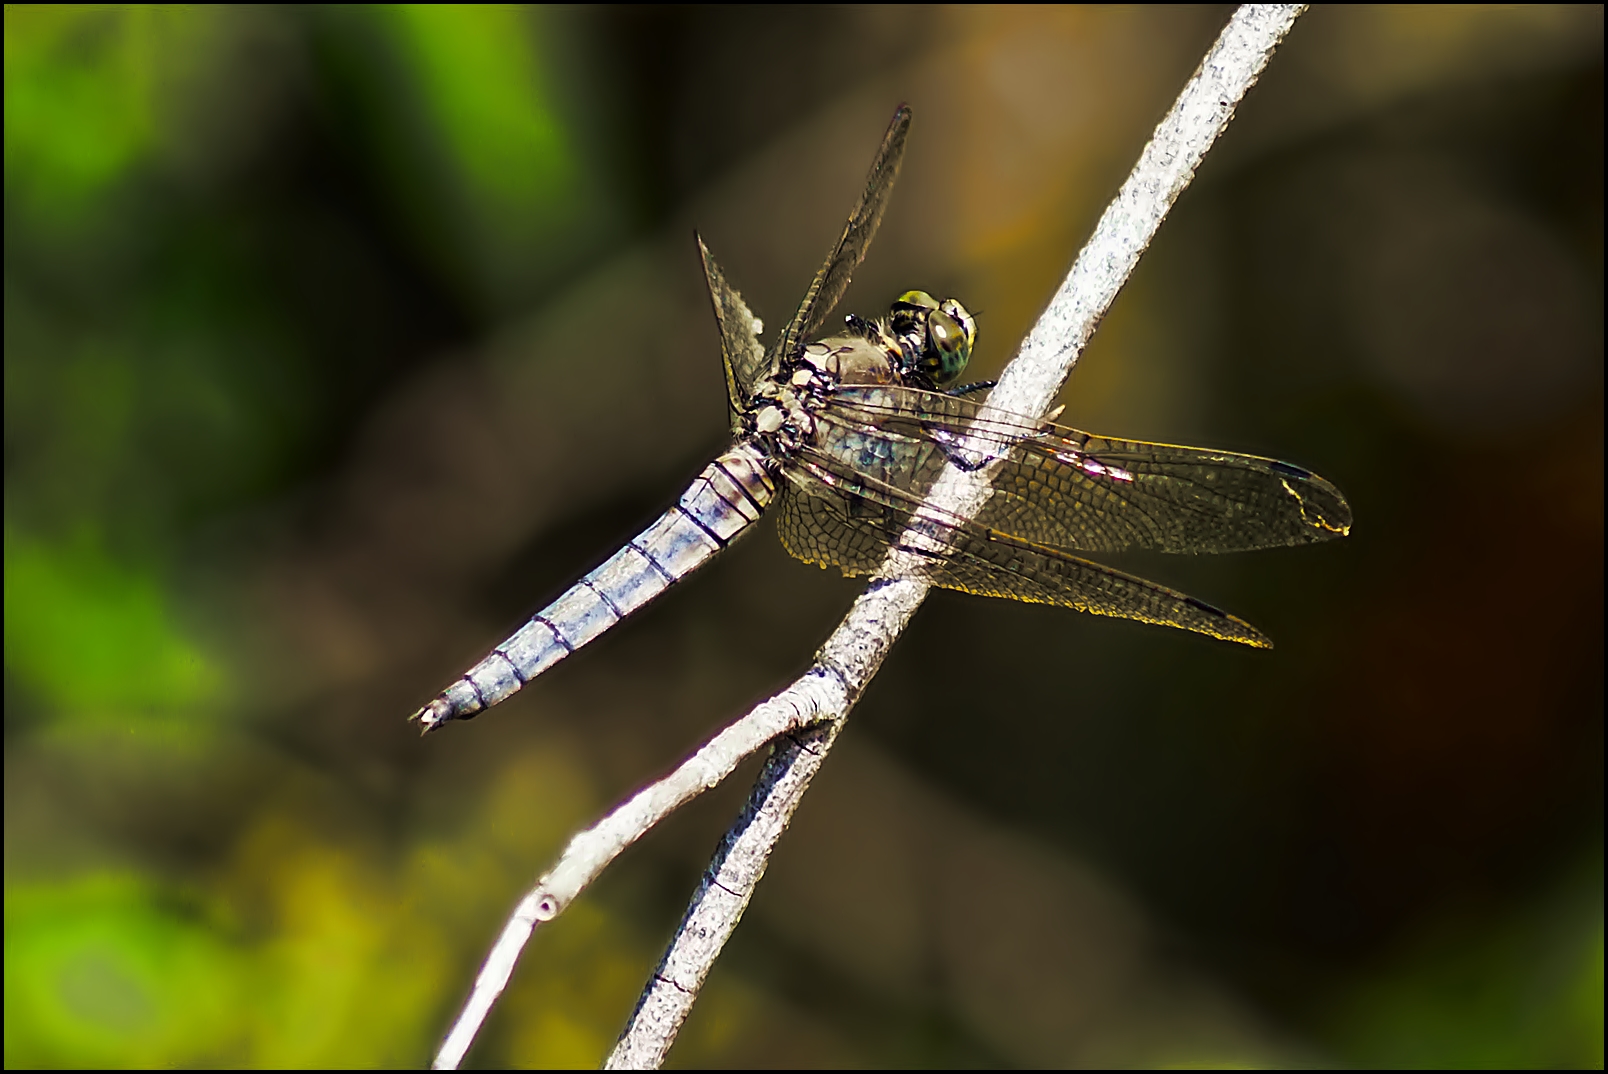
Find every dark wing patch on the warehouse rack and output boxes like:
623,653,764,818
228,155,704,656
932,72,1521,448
698,235,770,432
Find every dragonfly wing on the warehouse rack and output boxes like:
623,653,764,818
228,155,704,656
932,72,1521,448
772,105,912,364
775,475,889,576
698,235,770,432
776,450,1271,648
824,386,1353,554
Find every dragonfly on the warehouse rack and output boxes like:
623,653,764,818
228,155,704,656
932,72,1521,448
412,105,1351,732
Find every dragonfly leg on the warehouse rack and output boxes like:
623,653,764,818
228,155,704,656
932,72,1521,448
947,380,996,398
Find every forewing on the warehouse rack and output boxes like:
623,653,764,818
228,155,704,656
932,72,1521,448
823,386,1353,554
698,235,770,431
772,105,911,364
775,453,1269,647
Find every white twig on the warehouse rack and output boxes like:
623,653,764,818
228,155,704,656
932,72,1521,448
605,5,1307,1068
431,676,841,1069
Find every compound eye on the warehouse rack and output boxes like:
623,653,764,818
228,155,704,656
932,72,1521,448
937,298,977,351
924,308,971,385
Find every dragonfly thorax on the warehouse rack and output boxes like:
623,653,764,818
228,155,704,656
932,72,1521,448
739,290,980,458
740,337,885,456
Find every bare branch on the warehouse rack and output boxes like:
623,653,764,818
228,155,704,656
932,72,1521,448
431,676,843,1069
607,5,1307,1068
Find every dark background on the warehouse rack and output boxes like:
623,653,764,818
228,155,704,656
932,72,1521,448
6,6,1601,1067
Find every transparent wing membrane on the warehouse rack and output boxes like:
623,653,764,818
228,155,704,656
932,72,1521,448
819,386,1353,554
773,106,912,364
775,458,1270,648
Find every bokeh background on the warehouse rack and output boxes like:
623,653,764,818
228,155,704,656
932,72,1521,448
5,5,1602,1067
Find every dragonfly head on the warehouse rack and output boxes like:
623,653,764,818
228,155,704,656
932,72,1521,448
888,290,977,389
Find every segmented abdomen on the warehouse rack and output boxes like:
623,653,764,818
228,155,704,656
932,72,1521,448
415,442,774,730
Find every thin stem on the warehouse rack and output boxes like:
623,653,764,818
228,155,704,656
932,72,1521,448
431,675,842,1069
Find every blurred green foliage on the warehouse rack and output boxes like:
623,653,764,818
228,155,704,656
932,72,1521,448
4,527,222,724
5,6,646,1066
4,5,1601,1068
7,873,246,1066
5,5,174,216
1330,861,1604,1069
327,4,617,315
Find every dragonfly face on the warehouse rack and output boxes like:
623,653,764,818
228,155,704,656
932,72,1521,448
888,290,977,389
412,104,1351,732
